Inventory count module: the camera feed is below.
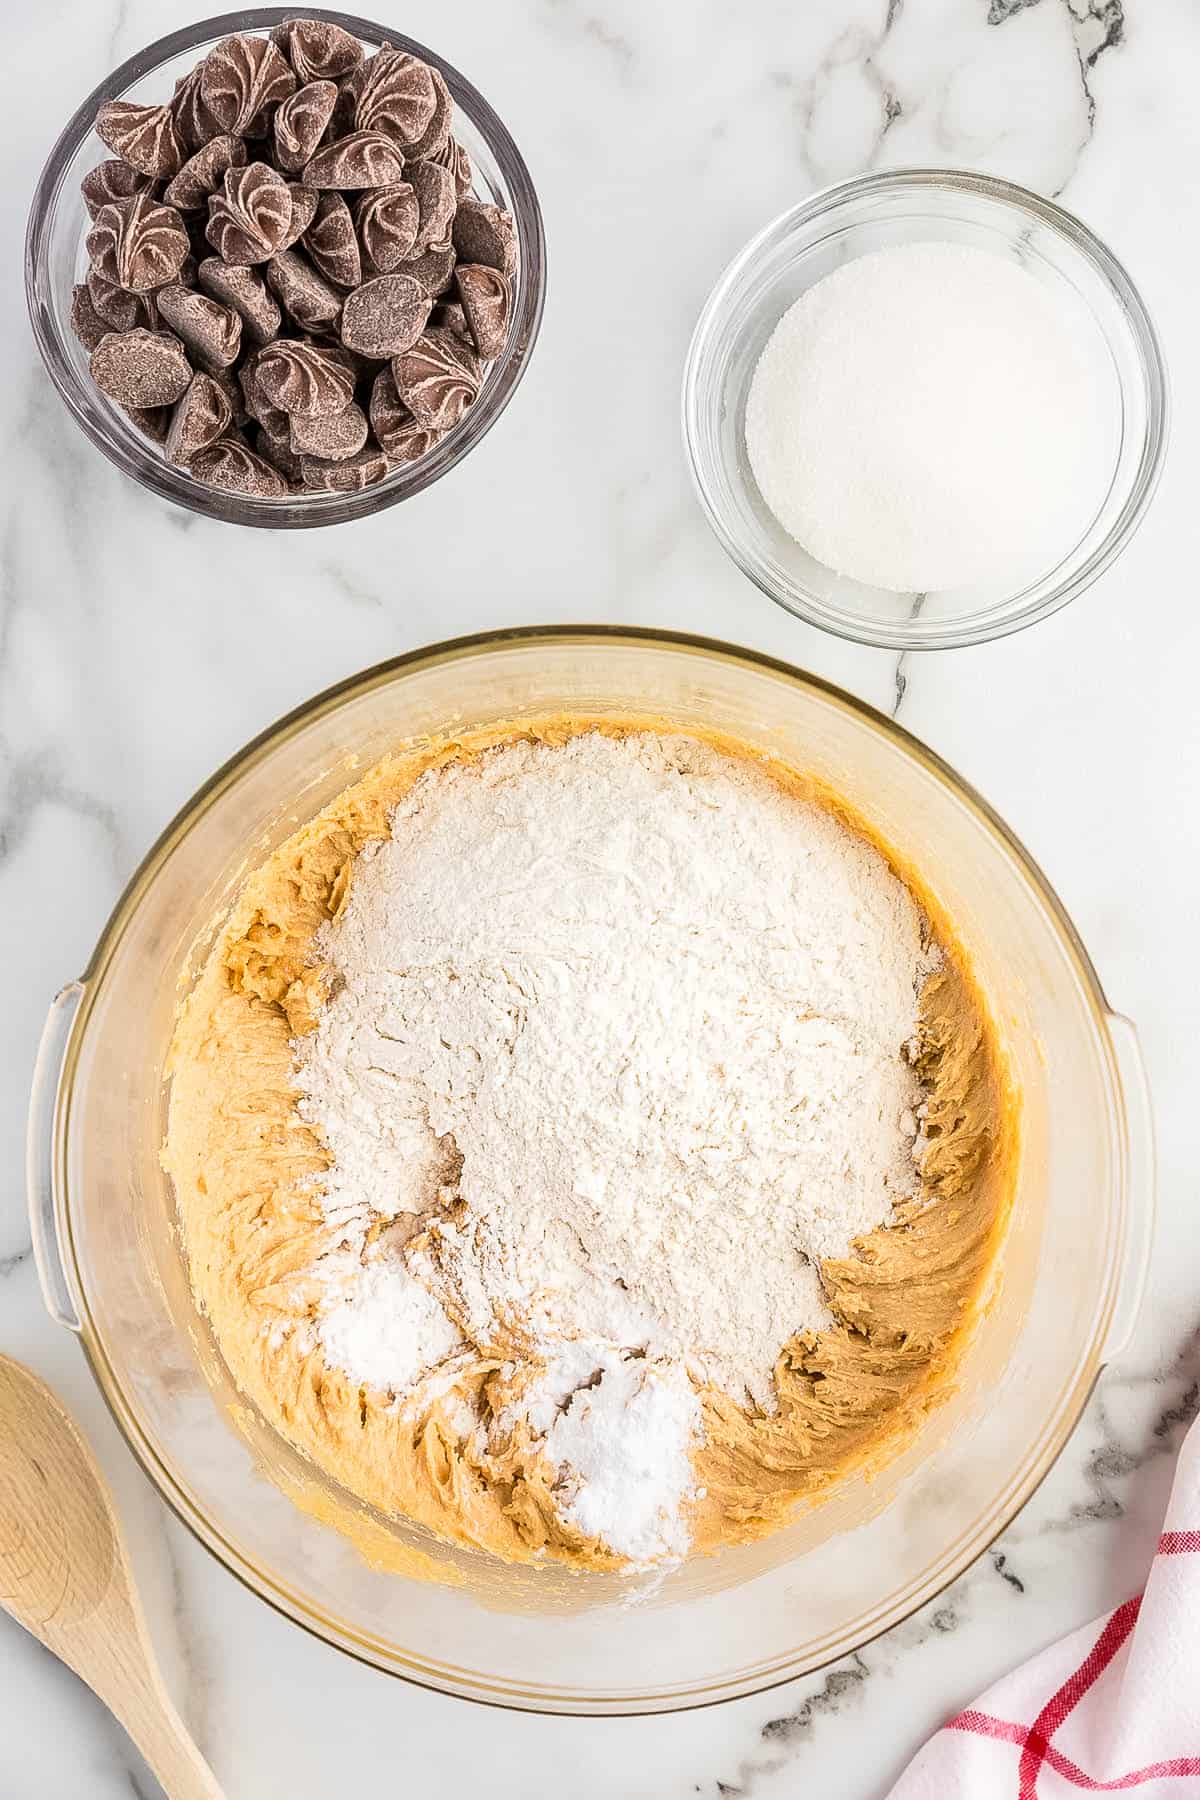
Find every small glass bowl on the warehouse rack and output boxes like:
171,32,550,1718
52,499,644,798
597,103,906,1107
682,169,1167,651
25,7,546,530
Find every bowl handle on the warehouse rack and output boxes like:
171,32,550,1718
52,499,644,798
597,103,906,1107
26,983,85,1333
1102,1012,1156,1363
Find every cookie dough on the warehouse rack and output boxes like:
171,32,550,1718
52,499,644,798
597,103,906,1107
163,717,1015,1572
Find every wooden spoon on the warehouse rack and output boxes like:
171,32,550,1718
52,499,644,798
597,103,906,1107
0,1353,223,1799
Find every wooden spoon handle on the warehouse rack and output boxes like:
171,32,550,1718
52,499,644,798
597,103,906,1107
97,1660,223,1800
84,1634,224,1800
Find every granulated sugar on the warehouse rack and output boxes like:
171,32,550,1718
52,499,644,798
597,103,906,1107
296,730,938,1559
745,242,1110,594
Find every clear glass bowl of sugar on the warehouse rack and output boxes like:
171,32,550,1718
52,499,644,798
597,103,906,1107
682,169,1167,651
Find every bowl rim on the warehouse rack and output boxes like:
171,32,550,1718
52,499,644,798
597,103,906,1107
54,625,1131,1712
682,166,1169,651
24,5,547,529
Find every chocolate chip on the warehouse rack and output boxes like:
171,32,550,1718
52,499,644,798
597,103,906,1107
210,364,248,426
339,272,430,357
81,159,153,220
342,56,371,96
405,67,452,162
87,193,190,292
354,184,418,273
197,258,282,346
265,248,343,329
154,284,242,372
388,418,443,464
353,49,437,148
434,298,471,343
70,283,112,351
90,328,192,409
300,444,392,491
171,65,222,152
274,80,338,173
304,193,361,288
391,326,481,430
451,200,517,278
124,405,172,443
279,183,320,252
289,401,368,460
328,336,368,373
201,35,296,136
206,162,293,264
302,131,407,190
276,19,365,83
311,337,378,385
189,432,290,497
255,339,355,417
455,264,511,361
427,135,474,200
396,242,457,297
326,74,361,143
163,135,246,212
86,266,147,332
408,161,457,255
94,100,185,179
164,370,233,463
254,415,305,483
368,364,443,461
237,352,288,432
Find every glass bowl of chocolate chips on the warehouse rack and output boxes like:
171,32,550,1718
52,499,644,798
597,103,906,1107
25,8,545,526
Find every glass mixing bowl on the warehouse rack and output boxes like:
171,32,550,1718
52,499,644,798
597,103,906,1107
28,628,1153,1713
683,170,1168,650
25,8,546,529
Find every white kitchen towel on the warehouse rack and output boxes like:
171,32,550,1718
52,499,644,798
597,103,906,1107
887,1414,1200,1797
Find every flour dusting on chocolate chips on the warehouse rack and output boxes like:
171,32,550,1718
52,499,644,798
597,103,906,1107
72,22,518,498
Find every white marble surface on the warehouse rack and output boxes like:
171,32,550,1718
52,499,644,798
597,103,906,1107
3,0,1199,1794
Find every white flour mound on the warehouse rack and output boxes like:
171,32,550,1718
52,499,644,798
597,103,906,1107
296,732,936,1418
